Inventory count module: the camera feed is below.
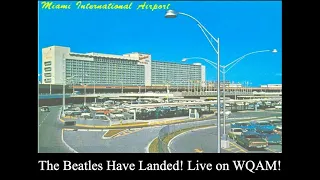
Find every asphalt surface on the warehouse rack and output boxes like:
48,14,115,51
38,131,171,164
38,106,71,153
69,110,281,126
63,126,163,153
39,104,281,153
169,118,282,153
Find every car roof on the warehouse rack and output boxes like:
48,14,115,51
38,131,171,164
243,131,259,135
256,126,274,131
256,121,269,123
231,128,242,130
236,122,250,124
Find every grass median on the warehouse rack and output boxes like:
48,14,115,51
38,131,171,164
103,129,124,138
149,124,214,153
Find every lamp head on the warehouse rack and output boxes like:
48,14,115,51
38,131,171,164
272,49,277,53
165,10,178,18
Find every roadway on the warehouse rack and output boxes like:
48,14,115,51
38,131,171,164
168,119,282,153
63,126,163,153
38,106,71,153
62,111,280,153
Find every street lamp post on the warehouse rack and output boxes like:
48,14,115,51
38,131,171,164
182,49,277,137
166,10,222,153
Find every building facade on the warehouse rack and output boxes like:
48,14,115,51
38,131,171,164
41,46,205,86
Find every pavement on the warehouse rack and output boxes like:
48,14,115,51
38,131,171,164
64,110,281,127
63,126,163,153
168,118,282,153
39,104,281,153
38,106,71,153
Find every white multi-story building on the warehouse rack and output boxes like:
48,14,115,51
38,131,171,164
41,46,206,86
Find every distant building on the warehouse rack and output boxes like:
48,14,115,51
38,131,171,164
261,84,282,88
41,46,205,86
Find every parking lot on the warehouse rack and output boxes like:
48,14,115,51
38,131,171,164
57,99,282,125
169,117,282,153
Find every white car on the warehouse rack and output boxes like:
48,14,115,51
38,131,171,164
40,106,49,112
94,114,109,120
80,113,91,118
90,106,106,111
275,105,282,109
109,112,125,119
219,110,231,116
147,108,156,112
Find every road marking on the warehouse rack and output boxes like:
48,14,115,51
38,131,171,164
39,112,50,127
265,147,279,153
88,129,102,132
167,126,215,153
194,148,203,153
227,141,248,153
145,137,158,153
61,129,78,153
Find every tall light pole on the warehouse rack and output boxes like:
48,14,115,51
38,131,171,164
182,49,277,136
165,10,221,152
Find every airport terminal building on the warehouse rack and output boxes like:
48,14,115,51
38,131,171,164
41,46,205,86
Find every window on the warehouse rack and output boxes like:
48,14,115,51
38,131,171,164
44,61,52,66
44,67,51,72
44,78,51,83
44,73,51,77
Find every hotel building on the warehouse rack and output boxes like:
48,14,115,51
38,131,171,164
41,46,205,86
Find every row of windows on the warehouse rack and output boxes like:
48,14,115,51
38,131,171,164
44,67,51,72
44,78,51,83
44,61,52,66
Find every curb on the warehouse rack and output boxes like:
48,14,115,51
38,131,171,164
149,116,278,153
167,126,215,153
145,137,158,153
62,115,216,129
61,129,78,153
101,130,124,139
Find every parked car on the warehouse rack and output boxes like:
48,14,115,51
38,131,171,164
70,111,82,116
268,119,282,126
93,114,109,120
274,126,282,136
40,106,50,112
109,111,125,119
236,131,268,149
256,127,282,145
228,128,246,140
231,122,255,131
80,113,91,119
250,121,275,130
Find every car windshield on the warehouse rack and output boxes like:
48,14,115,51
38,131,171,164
260,130,274,134
238,123,249,126
233,129,242,132
245,135,260,138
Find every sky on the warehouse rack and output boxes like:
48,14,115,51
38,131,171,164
38,1,282,86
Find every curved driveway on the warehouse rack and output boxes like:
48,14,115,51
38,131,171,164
63,126,162,153
38,106,71,153
39,105,281,153
169,121,282,153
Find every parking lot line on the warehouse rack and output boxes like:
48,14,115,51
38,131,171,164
227,142,248,153
265,147,278,153
194,148,203,153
